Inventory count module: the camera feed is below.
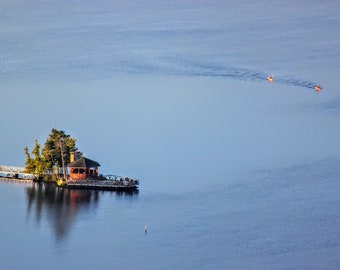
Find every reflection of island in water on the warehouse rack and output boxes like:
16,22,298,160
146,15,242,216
26,183,138,240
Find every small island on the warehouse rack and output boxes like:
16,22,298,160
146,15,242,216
0,128,139,191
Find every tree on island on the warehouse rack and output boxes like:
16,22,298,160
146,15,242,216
24,128,78,181
24,139,44,179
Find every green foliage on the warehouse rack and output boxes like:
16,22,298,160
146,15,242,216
24,140,43,179
24,128,78,181
41,128,77,171
24,146,34,173
32,139,44,178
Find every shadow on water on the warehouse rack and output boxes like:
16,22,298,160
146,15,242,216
25,183,138,241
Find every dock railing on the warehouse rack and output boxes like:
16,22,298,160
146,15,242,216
0,165,26,173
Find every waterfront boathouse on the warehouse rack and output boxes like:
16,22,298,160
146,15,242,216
68,157,100,180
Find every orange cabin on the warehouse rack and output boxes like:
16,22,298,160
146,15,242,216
68,157,100,180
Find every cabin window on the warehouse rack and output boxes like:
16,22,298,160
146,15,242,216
73,168,79,174
79,169,85,174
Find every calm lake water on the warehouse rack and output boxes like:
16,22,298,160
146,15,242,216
1,156,339,270
1,0,340,269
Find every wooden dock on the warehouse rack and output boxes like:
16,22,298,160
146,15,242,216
0,165,35,180
0,165,139,191
67,179,139,191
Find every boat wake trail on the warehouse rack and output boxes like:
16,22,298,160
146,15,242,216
274,78,317,90
167,60,320,91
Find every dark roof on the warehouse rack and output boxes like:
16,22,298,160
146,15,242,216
68,157,100,168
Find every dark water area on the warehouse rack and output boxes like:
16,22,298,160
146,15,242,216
25,183,138,241
1,157,339,270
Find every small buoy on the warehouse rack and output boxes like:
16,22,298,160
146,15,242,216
144,225,147,235
314,85,322,92
267,75,274,83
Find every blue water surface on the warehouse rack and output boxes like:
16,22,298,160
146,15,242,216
0,1,340,269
